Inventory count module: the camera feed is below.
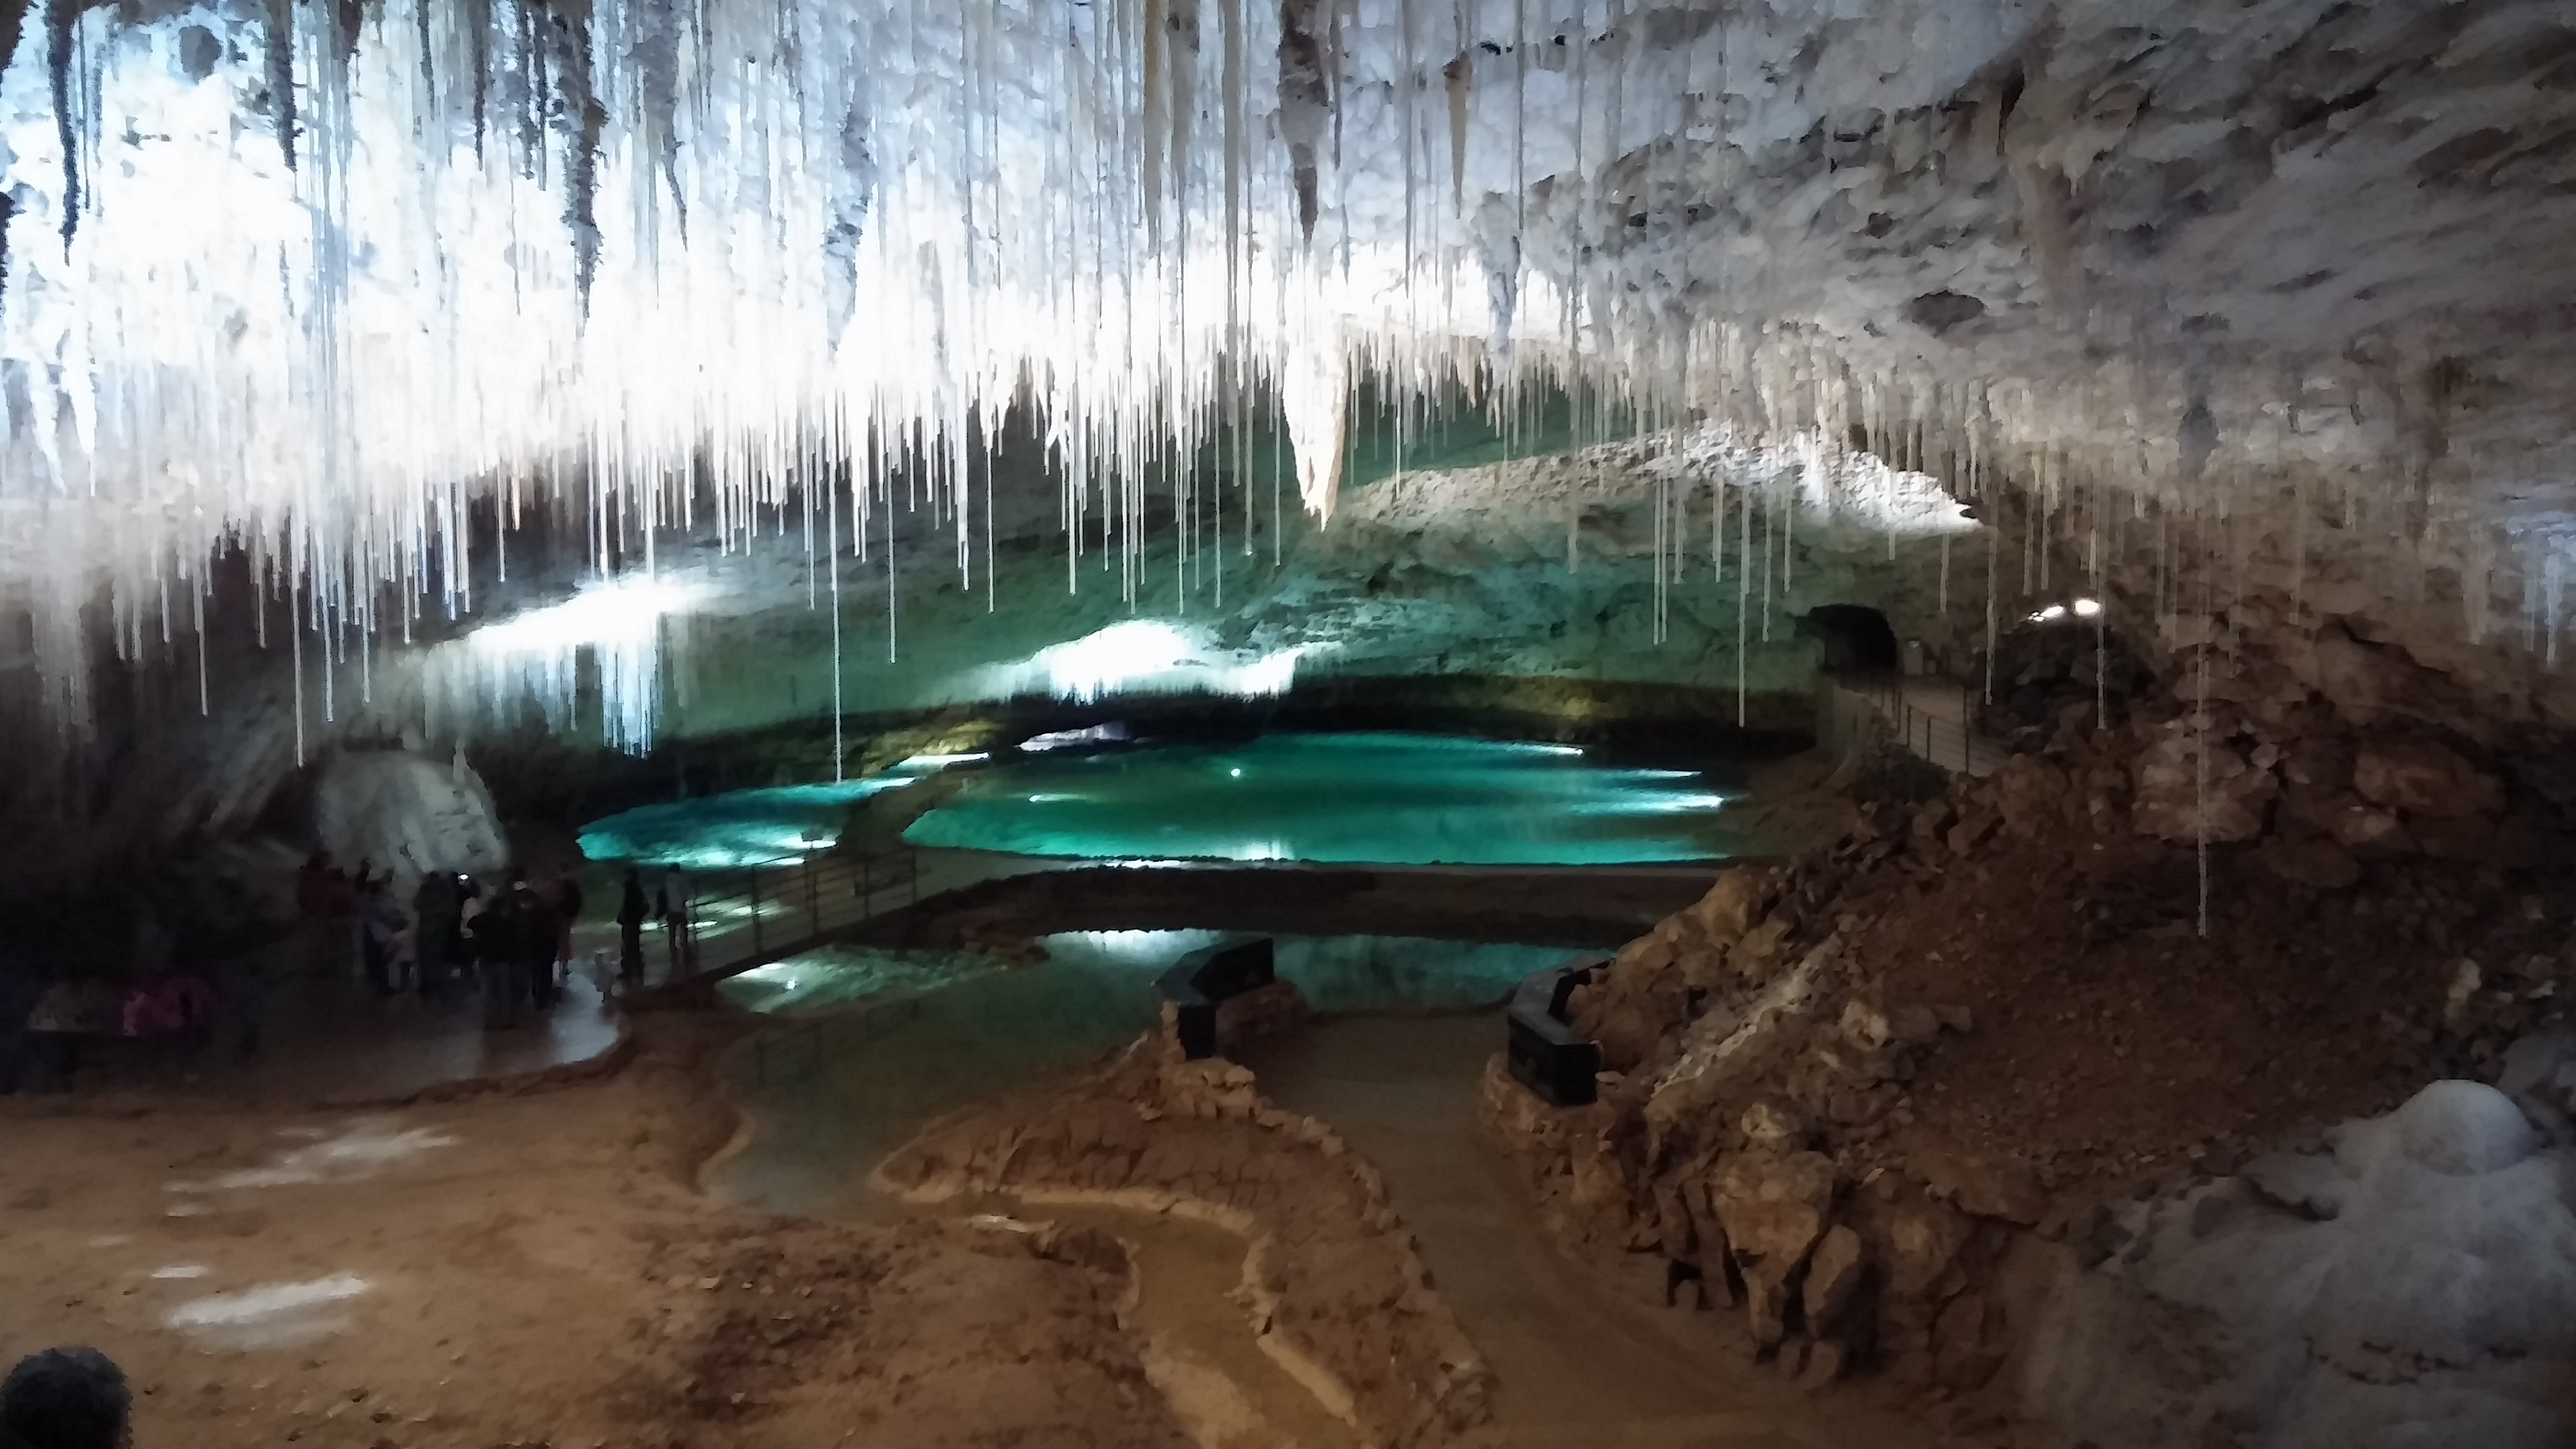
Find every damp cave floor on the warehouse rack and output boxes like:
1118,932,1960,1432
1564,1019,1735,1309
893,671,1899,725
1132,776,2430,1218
1237,1013,1944,1449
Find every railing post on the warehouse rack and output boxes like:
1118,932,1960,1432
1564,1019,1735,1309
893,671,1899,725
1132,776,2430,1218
806,856,819,937
749,866,764,957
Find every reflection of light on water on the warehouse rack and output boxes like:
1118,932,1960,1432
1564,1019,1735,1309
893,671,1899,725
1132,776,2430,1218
1580,792,1730,816
1038,931,1576,1014
1048,929,1227,966
717,945,1016,1014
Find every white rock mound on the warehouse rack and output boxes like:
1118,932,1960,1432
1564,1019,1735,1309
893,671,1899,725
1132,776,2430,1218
2021,1077,2576,1449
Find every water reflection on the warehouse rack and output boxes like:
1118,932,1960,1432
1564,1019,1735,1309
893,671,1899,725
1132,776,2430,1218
903,732,1740,866
703,929,1576,1217
721,931,1570,1017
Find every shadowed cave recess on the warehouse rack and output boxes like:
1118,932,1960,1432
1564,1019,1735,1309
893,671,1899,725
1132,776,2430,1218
1,3,2575,1448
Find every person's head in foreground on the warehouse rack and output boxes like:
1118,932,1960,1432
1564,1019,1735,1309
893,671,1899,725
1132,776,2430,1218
1,1347,132,1449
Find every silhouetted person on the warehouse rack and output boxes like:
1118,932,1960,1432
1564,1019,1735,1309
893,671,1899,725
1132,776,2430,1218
544,869,583,999
360,876,406,998
1,1346,131,1449
615,868,650,989
471,876,524,1030
658,868,694,975
411,869,458,998
513,874,560,1011
294,851,338,977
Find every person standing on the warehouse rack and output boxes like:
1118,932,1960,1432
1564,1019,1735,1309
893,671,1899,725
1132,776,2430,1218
471,877,522,1030
411,868,459,998
360,876,406,998
217,951,268,1063
658,867,694,975
23,975,88,1091
329,862,366,979
614,867,650,990
516,874,560,1012
450,874,485,1002
0,953,40,1094
546,869,584,999
295,852,338,977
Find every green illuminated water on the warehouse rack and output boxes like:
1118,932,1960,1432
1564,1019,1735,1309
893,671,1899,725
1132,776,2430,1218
575,755,969,869
902,732,1744,866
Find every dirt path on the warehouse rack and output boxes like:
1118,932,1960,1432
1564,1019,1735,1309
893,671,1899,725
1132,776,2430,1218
1238,1013,1941,1449
1029,1204,1365,1449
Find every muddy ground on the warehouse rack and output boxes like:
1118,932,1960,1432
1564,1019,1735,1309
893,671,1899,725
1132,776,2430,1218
0,1019,1189,1449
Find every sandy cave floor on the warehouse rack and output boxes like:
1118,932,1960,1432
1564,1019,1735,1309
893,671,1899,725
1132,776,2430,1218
0,1012,1945,1449
0,1019,1196,1449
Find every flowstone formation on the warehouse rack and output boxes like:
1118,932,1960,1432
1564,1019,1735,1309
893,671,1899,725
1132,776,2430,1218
1484,634,2576,1440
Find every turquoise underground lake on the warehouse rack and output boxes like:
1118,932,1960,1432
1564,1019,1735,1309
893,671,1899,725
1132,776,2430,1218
900,731,1746,866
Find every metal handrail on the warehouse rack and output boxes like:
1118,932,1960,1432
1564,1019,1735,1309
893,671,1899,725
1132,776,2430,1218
661,843,923,983
1820,673,2003,777
726,992,931,1093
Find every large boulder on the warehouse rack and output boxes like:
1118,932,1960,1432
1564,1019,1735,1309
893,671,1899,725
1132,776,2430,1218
2021,1079,2576,1449
2259,834,2363,890
1803,1224,1869,1328
2130,727,2276,844
1710,1150,1839,1302
2352,738,2502,819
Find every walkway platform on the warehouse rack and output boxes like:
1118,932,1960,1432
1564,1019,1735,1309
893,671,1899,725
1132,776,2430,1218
1819,673,2008,777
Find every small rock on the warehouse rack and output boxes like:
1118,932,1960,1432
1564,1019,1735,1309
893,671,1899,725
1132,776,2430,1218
2187,1191,2238,1240
1739,1100,1806,1149
2241,1151,2349,1221
1887,1004,1942,1045
2444,960,2484,1033
1803,1226,1868,1328
1840,1000,1893,1051
1799,1338,1850,1391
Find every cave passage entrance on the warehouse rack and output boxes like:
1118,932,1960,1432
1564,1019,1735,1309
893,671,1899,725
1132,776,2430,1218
1798,604,1900,677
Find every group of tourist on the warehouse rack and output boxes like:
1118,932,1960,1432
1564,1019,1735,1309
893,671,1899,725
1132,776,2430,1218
0,918,228,1094
301,853,607,1029
0,853,700,1094
298,851,700,1019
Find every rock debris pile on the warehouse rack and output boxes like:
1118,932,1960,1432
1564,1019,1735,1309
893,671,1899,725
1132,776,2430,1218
1484,650,2576,1432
